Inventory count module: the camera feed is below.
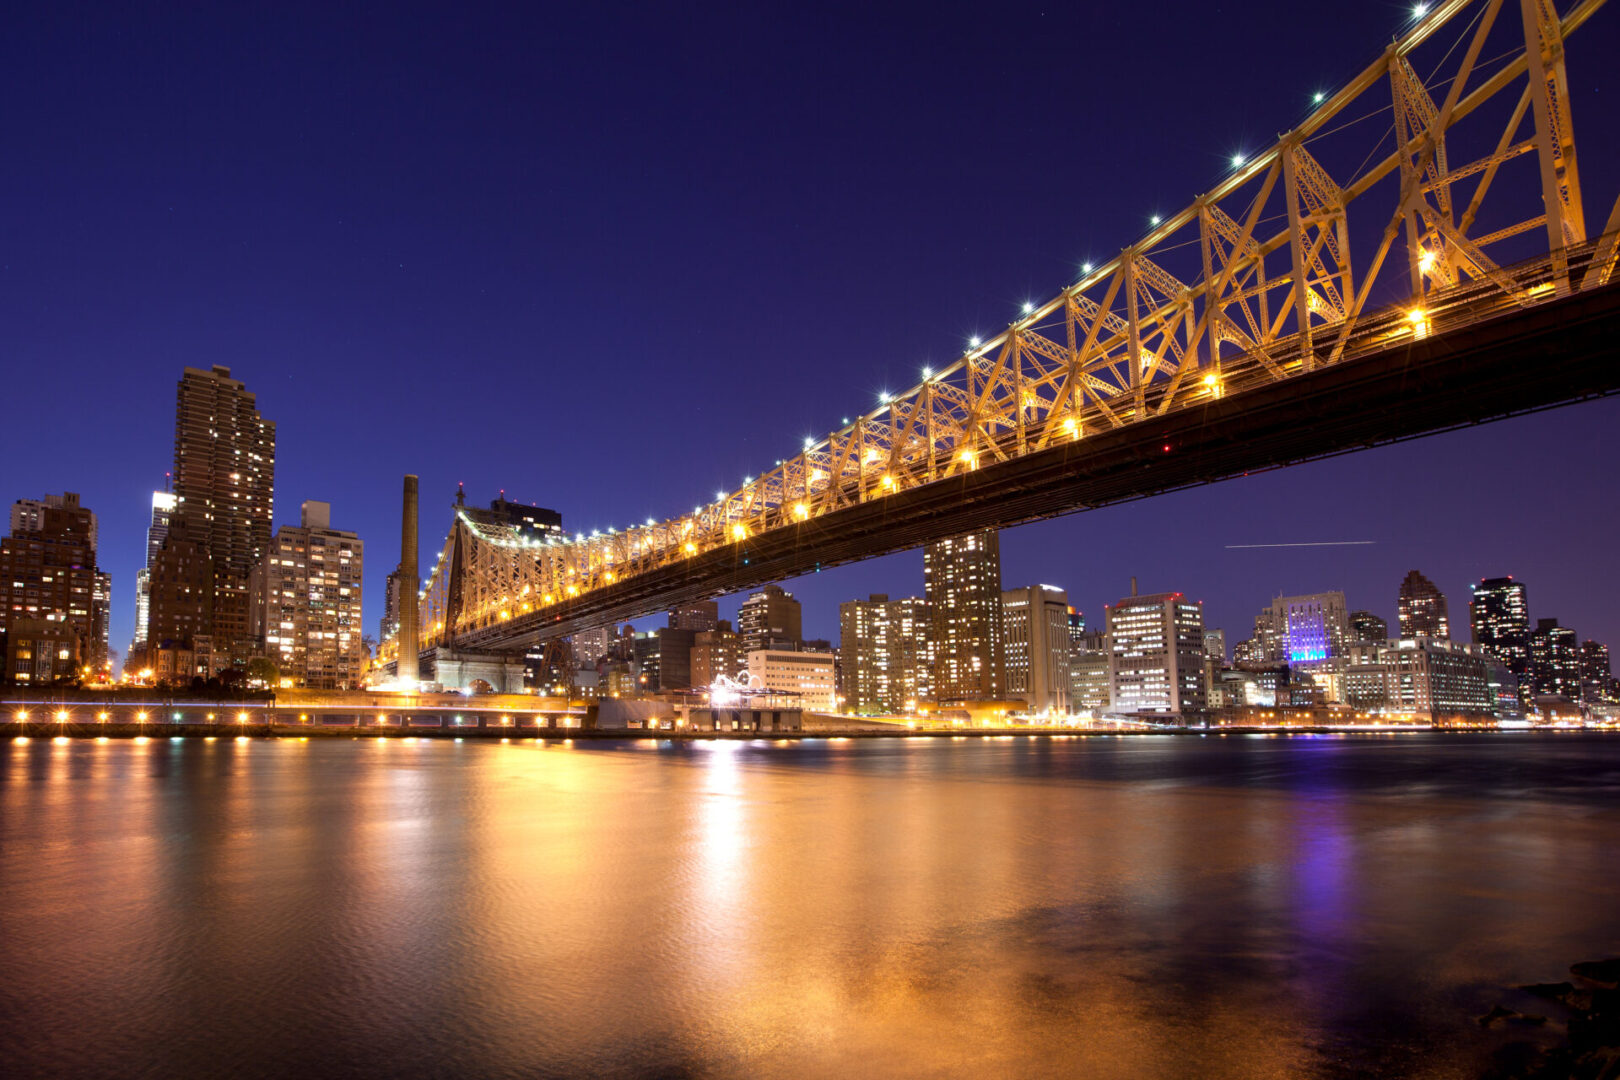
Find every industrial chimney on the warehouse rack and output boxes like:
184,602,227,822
398,475,420,685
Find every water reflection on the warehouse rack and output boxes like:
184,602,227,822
1,733,1618,1078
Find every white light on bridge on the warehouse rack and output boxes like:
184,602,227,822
1022,301,1034,315
1313,91,1326,104
1413,3,1428,17
1231,153,1245,169
969,336,981,348
1081,262,1093,275
922,366,932,378
1150,214,1161,226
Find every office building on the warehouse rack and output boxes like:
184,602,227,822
690,627,746,688
249,501,364,689
669,602,720,633
143,519,213,681
1349,610,1387,643
737,584,802,653
1579,641,1614,703
1002,585,1072,714
747,648,836,712
171,366,276,658
924,528,1005,700
129,490,178,662
1470,577,1530,686
839,593,933,714
1203,628,1227,663
1106,591,1206,717
0,492,110,678
1249,592,1351,664
1528,618,1580,698
573,625,615,667
1069,629,1111,712
1398,570,1450,640
1343,638,1495,721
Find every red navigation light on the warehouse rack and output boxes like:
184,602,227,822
1162,443,1172,452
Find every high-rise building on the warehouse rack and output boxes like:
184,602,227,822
1204,628,1227,663
690,626,746,688
130,490,178,662
143,518,213,681
1349,610,1388,643
248,501,364,689
171,366,276,659
1249,592,1351,664
924,528,1004,701
1528,618,1580,698
573,625,615,667
839,593,934,714
1398,570,1450,640
1469,577,1530,686
1069,629,1111,712
669,602,720,633
0,492,110,679
1002,585,1072,714
737,584,802,653
1579,641,1613,702
459,489,565,542
746,648,836,712
1106,591,1206,717
379,568,403,644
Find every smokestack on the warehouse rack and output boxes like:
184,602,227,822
1130,576,1138,597
398,475,420,685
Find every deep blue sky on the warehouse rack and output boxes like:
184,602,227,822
3,2,1617,667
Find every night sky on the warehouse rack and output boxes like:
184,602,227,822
3,2,1617,668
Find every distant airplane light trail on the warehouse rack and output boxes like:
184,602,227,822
1225,541,1377,549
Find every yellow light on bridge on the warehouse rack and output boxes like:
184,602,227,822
1418,249,1437,273
1062,416,1081,438
862,448,880,464
956,449,977,467
880,474,896,490
683,541,697,555
810,469,826,483
55,710,68,722
730,523,748,542
237,712,249,723
792,502,809,520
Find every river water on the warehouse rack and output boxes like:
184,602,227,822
2,732,1618,1079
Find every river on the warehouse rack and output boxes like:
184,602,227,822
2,732,1618,1078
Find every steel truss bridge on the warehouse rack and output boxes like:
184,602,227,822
387,0,1620,666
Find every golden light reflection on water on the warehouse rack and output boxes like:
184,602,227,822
1,735,1618,1079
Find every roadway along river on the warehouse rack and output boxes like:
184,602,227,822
2,732,1618,1078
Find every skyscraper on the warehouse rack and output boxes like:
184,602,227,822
1349,610,1388,643
924,528,1004,700
737,584,802,653
1579,640,1612,702
1106,591,1206,718
1002,585,1071,714
170,366,276,661
130,489,177,662
249,501,365,689
668,601,720,633
1469,577,1530,685
1528,618,1580,698
1250,592,1352,663
0,492,110,678
839,593,934,714
1398,570,1450,640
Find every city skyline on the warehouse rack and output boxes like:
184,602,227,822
3,2,1617,670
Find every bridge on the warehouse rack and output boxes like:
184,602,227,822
384,0,1620,680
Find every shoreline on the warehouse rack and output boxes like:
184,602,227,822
4,723,1610,742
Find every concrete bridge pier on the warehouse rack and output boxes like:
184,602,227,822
432,649,527,694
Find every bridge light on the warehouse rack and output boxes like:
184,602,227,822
1418,249,1436,273
1413,3,1427,16
922,366,932,378
743,475,753,485
1313,91,1326,105
237,712,248,723
1231,153,1245,169
792,502,809,520
880,474,896,490
842,417,850,425
1062,416,1080,438
1022,301,1034,315
810,469,827,483
730,523,748,541
1150,214,1161,226
715,491,725,501
968,336,981,348
684,542,697,555
956,449,977,467
863,448,880,464
1081,262,1093,274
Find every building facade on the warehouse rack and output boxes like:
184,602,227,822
1107,591,1206,717
0,492,110,679
737,584,803,653
1528,618,1581,698
1398,570,1450,640
746,649,836,712
171,366,276,660
1002,585,1071,714
669,602,720,633
690,627,746,688
839,593,933,714
248,501,364,689
1470,577,1530,688
1343,638,1495,720
1349,610,1388,643
924,528,1005,701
